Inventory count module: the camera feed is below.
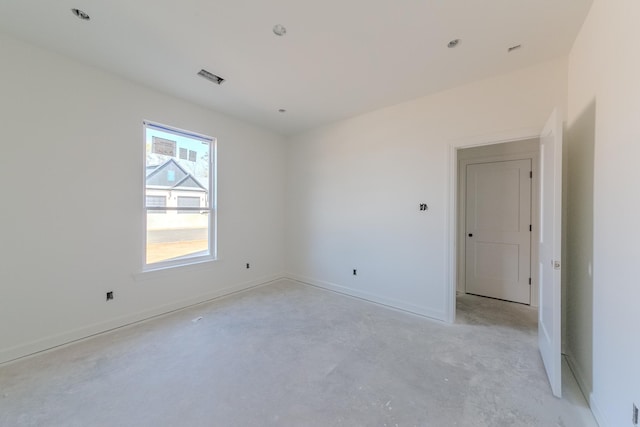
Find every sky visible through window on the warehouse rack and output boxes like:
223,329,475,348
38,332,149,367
145,128,210,189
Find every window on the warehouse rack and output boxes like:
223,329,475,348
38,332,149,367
144,121,216,269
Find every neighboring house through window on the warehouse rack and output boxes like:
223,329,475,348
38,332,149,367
144,121,216,269
177,196,202,214
146,195,167,214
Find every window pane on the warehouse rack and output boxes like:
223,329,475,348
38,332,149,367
146,211,210,264
146,195,166,214
145,122,213,267
177,196,201,214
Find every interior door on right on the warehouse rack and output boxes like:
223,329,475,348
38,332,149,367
538,109,563,398
465,159,532,304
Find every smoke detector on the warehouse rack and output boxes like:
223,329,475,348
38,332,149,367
273,24,287,36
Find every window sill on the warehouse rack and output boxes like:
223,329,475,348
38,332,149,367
133,257,217,282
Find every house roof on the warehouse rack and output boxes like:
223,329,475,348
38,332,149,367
146,158,206,192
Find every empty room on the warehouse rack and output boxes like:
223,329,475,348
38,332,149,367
0,0,638,426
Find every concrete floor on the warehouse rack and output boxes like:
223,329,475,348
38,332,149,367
0,279,597,427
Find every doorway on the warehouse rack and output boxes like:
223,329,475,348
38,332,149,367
456,139,540,306
448,112,563,398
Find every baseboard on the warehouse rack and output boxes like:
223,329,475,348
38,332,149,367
0,274,285,366
285,273,446,322
565,351,607,427
589,392,608,427
565,351,592,402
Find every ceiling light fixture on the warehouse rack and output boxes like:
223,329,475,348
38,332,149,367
71,8,90,21
197,69,225,85
273,24,287,37
508,44,522,52
447,39,461,48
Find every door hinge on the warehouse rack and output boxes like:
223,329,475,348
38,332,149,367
530,171,532,178
529,224,532,232
529,278,531,285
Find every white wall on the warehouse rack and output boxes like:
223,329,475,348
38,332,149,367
0,34,286,364
567,0,640,425
286,58,567,320
566,78,595,406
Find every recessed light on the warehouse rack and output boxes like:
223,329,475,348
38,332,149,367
273,24,287,37
278,108,286,113
508,44,522,52
71,8,90,21
447,39,461,48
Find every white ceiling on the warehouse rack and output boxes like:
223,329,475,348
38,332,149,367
0,0,592,135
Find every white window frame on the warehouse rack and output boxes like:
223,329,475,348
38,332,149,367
142,121,217,271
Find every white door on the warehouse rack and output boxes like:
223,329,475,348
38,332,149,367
538,109,563,397
465,160,532,304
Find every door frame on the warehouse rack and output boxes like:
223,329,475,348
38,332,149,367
446,127,541,323
458,150,539,306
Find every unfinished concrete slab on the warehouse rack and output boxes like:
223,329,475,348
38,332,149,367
0,280,597,426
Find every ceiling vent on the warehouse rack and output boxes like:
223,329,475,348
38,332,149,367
197,69,225,85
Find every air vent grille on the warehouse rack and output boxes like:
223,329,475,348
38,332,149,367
197,69,225,85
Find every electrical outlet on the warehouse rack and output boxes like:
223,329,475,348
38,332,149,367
246,263,250,269
633,403,638,426
353,269,357,276
106,291,114,301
